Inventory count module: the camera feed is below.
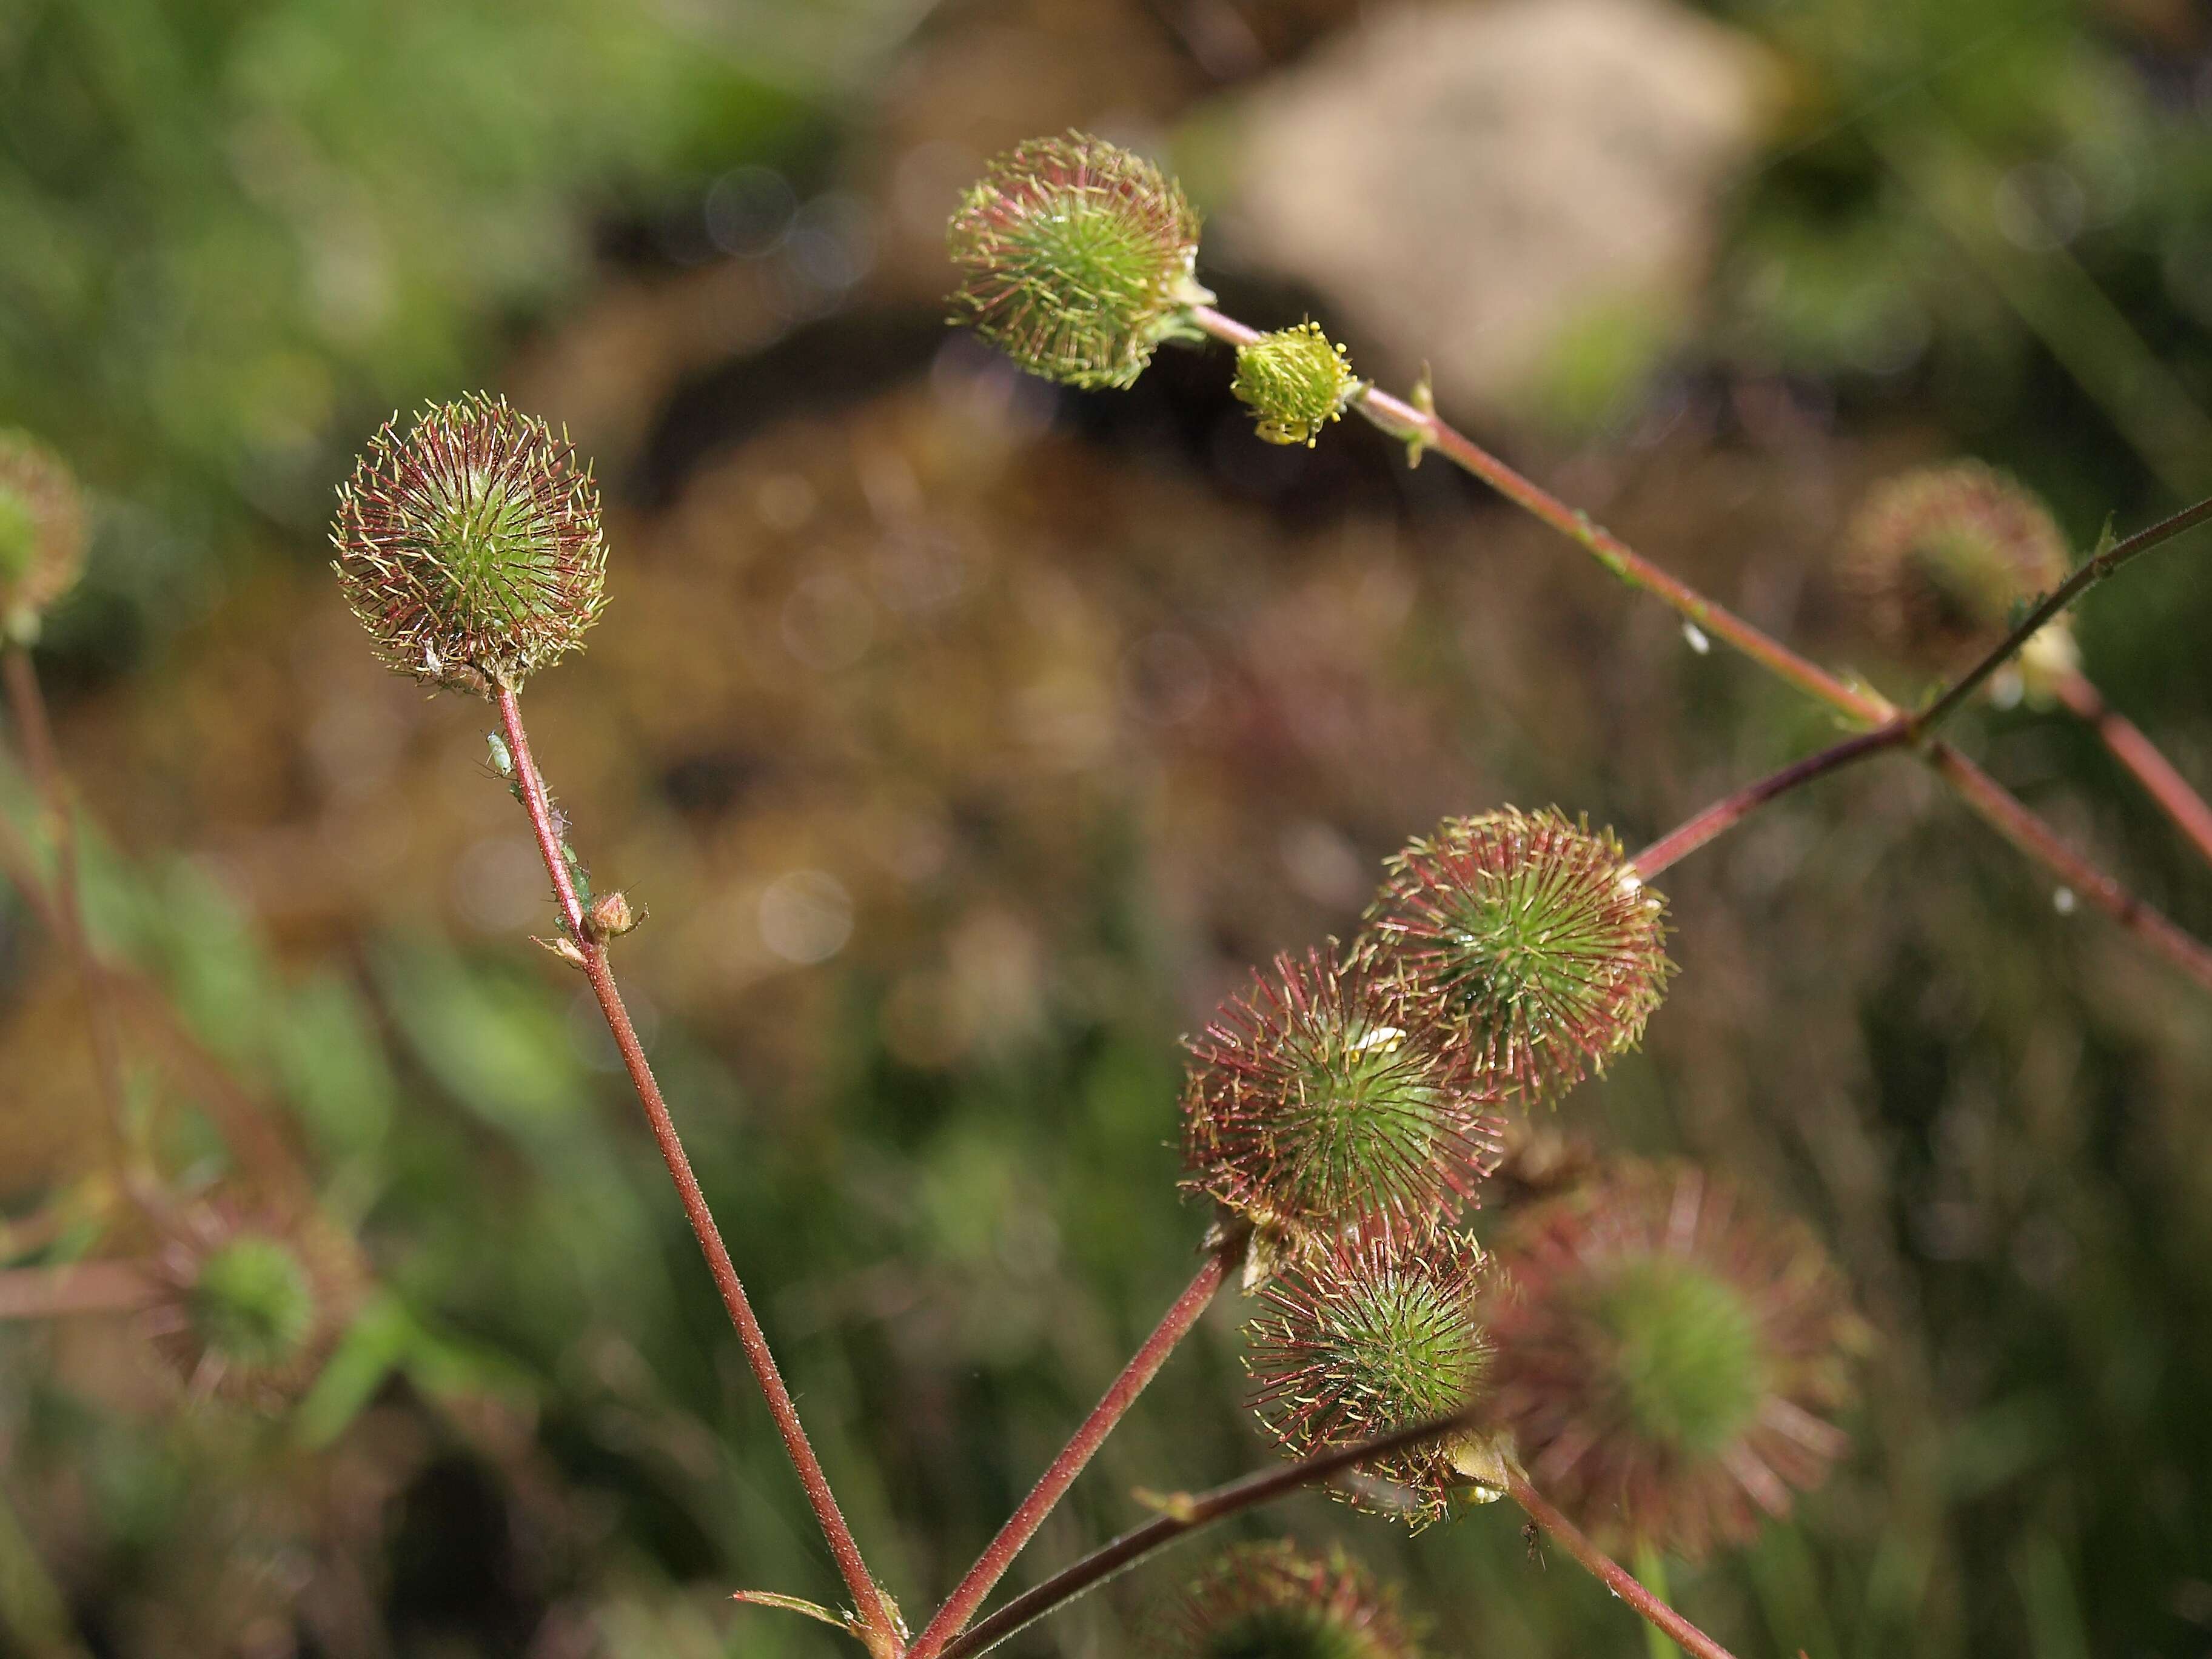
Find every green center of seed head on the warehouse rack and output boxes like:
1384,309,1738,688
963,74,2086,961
190,1236,315,1370
1587,1255,1766,1453
1333,1275,1487,1426
1911,526,2019,632
430,469,555,629
1020,194,1160,319
1286,1020,1441,1216
1201,1608,1377,1659
0,486,38,585
1438,879,1601,1037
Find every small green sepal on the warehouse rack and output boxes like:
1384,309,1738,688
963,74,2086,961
1404,366,1436,469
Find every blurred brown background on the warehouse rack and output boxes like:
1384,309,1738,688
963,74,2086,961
4,0,2212,1654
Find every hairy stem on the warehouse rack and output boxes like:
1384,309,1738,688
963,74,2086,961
491,685,901,1655
1632,723,2212,995
2,648,132,1161
1185,307,2212,988
1509,1475,1738,1659
935,1409,1734,1659
907,1239,1235,1659
2053,671,2212,868
936,1409,1478,1659
1928,741,2212,988
1632,723,1911,877
1187,306,1894,724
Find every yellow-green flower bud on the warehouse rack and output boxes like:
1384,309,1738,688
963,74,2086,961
1232,322,1361,446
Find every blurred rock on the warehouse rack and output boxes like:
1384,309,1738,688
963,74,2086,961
1200,0,1775,426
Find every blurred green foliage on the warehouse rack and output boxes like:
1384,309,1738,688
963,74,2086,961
1711,0,2212,502
0,0,833,663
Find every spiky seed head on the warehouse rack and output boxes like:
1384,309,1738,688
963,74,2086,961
1846,461,2078,694
1359,808,1671,1107
1160,1541,1425,1659
0,431,88,642
1181,948,1505,1259
145,1207,364,1407
1244,1221,1501,1529
947,132,1208,390
332,394,607,694
1487,1161,1866,1558
1233,323,1362,447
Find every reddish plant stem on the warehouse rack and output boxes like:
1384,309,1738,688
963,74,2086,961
492,685,901,1655
1187,307,1894,725
2,648,132,1156
1185,307,2212,987
1631,723,2212,990
1631,722,2212,997
1632,722,1912,878
906,1241,1235,1659
0,1203,73,1264
2053,670,2212,868
935,1409,1480,1659
1928,740,2212,989
1507,1473,1739,1659
934,1409,1736,1659
0,1261,152,1321
0,798,65,939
